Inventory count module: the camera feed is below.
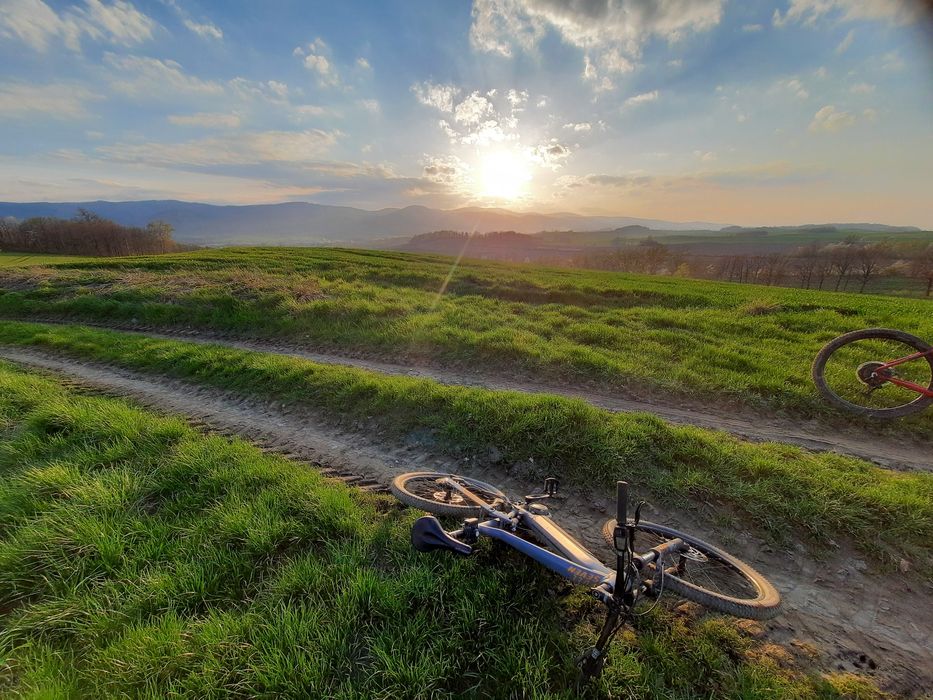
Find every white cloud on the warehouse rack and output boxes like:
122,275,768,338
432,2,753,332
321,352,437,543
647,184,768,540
506,88,528,108
356,57,371,70
105,53,225,97
168,112,240,128
183,18,222,39
358,98,380,114
850,82,876,94
694,150,716,162
0,0,156,52
471,0,724,59
809,105,856,133
0,81,102,118
412,81,459,112
563,122,591,132
742,23,763,32
624,90,659,107
528,139,570,170
835,29,855,54
668,59,682,68
295,38,339,87
774,0,922,27
453,92,494,125
98,129,341,166
862,108,879,123
773,77,809,99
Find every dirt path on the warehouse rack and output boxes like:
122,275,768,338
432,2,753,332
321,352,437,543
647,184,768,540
7,319,931,472
0,346,930,697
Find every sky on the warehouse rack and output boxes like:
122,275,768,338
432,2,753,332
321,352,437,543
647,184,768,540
1,0,932,227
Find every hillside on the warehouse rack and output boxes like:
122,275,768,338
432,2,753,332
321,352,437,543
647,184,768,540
0,200,729,245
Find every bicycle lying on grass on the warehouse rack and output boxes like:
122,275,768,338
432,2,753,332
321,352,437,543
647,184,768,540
392,472,781,678
813,328,933,419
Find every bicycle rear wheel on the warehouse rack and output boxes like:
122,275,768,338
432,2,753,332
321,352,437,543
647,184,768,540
391,472,508,517
812,328,933,419
601,519,781,621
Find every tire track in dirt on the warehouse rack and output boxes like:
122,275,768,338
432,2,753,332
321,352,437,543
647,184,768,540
0,346,930,697
6,318,930,473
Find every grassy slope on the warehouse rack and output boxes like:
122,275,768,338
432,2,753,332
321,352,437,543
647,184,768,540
0,253,93,267
1,321,928,574
0,247,929,435
0,361,880,699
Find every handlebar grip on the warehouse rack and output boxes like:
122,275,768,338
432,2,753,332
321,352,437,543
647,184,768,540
616,481,628,525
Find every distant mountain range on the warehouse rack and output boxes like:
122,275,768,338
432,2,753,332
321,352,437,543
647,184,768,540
0,200,921,245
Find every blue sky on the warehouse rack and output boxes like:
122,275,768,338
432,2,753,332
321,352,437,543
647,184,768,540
1,0,931,226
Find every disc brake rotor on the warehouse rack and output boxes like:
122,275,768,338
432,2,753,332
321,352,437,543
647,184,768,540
856,361,892,387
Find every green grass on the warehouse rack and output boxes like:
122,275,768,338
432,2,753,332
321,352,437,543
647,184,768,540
1,320,929,575
0,252,94,267
0,361,884,699
0,247,929,436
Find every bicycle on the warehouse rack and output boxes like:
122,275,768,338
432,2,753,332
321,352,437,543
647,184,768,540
392,472,781,678
812,328,933,419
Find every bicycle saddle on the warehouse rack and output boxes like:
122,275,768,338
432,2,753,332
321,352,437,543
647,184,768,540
411,516,473,555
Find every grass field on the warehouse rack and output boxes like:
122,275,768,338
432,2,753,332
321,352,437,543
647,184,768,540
0,247,929,437
0,252,93,267
1,320,929,575
0,360,883,699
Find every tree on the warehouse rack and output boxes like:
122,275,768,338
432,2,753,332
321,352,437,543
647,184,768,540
911,244,933,297
147,220,174,253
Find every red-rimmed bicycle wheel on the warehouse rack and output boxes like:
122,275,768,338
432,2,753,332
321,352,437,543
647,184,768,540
812,328,933,419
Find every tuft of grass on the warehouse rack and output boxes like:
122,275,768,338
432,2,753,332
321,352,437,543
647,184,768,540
0,360,872,698
0,320,930,573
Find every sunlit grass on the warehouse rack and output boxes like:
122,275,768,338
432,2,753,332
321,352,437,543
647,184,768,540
0,247,929,436
1,320,929,573
0,361,882,698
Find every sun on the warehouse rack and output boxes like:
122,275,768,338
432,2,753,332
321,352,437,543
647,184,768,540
477,150,532,201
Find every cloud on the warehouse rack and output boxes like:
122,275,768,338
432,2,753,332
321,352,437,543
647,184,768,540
412,81,459,112
168,112,241,128
422,154,470,186
773,0,922,27
229,77,289,102
693,150,716,162
742,23,763,32
809,105,856,132
161,0,221,39
0,81,102,118
528,139,570,169
98,129,341,167
0,0,156,52
295,38,339,87
358,99,380,114
850,82,876,94
773,77,809,99
624,90,659,107
835,29,855,54
105,53,225,97
454,92,495,124
563,122,592,132
470,0,724,60
356,57,371,70
506,88,528,108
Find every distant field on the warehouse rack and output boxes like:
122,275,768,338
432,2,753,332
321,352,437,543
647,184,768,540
0,252,93,267
0,360,879,698
0,247,930,435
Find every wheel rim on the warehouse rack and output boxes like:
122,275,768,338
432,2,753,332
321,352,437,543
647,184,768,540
632,527,762,602
403,475,504,510
821,337,932,411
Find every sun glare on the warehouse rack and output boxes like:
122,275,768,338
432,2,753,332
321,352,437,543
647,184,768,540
478,150,532,201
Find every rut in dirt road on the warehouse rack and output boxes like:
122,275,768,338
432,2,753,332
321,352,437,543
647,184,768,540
0,346,930,697
6,319,931,473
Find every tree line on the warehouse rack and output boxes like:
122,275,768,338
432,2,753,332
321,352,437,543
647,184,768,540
577,238,933,297
0,209,189,257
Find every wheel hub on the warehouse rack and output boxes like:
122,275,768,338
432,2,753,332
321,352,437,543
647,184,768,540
432,490,465,504
856,361,892,387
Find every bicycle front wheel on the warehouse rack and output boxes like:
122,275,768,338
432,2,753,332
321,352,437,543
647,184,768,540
812,328,933,419
601,519,781,620
391,472,508,517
